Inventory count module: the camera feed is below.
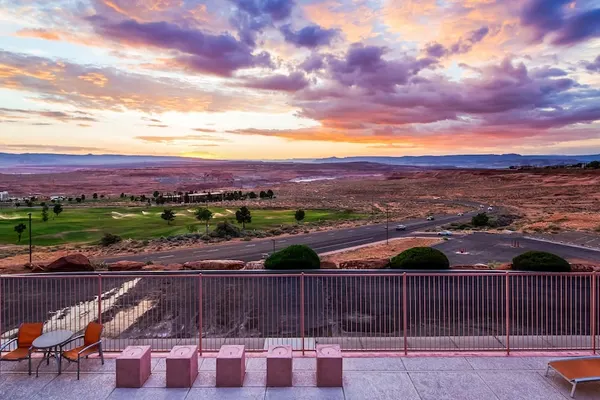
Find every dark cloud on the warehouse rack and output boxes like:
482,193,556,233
90,18,272,76
228,0,295,46
531,66,568,78
521,0,600,45
584,55,600,72
425,26,489,58
299,54,325,72
280,24,339,48
325,44,435,92
241,72,309,92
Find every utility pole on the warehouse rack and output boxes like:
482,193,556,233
386,206,389,245
28,212,32,265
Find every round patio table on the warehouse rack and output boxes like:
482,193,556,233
32,330,73,377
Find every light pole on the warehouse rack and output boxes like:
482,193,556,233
28,212,32,265
386,208,389,245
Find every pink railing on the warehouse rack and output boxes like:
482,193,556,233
0,271,597,354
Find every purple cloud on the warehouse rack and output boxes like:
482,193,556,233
521,0,600,45
584,55,600,72
425,27,489,58
228,0,295,46
91,18,272,76
241,72,309,92
280,24,339,48
299,54,325,72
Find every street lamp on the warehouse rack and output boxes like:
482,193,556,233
28,213,32,265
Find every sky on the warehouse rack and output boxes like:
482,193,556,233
0,0,599,160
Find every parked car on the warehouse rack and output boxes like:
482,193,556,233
487,206,494,211
457,212,464,216
438,230,453,236
426,216,435,221
261,252,271,259
395,224,407,231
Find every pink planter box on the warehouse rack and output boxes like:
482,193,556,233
216,345,245,387
267,345,293,387
116,346,151,388
166,345,198,388
316,344,343,387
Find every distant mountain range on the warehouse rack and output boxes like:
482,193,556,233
292,154,600,168
1,152,599,170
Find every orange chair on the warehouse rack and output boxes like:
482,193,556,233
61,322,104,379
0,322,44,375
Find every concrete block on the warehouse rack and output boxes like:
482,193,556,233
166,345,198,388
216,345,245,387
316,344,342,387
267,345,292,387
116,346,151,388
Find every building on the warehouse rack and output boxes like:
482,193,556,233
0,191,9,201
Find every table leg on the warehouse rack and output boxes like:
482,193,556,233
55,347,62,374
36,351,49,378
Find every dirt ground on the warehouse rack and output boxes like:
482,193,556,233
322,237,442,263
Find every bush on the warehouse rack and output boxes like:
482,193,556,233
512,251,571,272
100,233,122,247
390,247,450,270
212,221,241,238
472,213,489,227
265,245,320,270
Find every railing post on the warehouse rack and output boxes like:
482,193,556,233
505,272,510,355
592,272,596,354
198,273,203,356
97,274,102,324
300,273,305,356
403,272,408,356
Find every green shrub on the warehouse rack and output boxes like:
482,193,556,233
390,247,450,270
472,213,489,227
512,251,571,272
212,221,241,238
265,245,320,270
100,233,122,247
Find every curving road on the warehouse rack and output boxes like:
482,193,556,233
100,211,480,264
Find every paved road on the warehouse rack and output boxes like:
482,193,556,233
435,232,600,265
100,212,479,264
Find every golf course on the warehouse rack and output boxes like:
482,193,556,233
0,205,364,246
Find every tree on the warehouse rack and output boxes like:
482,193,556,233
265,245,320,270
41,205,49,222
588,161,600,169
53,203,63,218
130,195,135,201
259,191,267,199
235,206,252,229
25,200,33,207
512,251,570,272
93,193,98,200
15,202,20,208
120,193,125,199
153,191,160,198
248,191,257,199
14,223,26,243
472,213,489,227
40,202,46,207
161,209,176,225
100,194,105,199
81,194,86,201
76,197,82,203
195,208,213,234
267,189,274,199
295,209,306,224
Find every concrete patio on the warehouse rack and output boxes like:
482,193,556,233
1,354,599,400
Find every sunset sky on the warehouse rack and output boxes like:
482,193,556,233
0,0,599,159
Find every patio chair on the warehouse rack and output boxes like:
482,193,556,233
546,356,600,398
0,322,44,375
61,322,104,379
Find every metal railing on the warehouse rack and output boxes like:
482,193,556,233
0,271,597,354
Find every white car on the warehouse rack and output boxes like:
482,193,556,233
457,212,464,216
487,206,494,211
438,230,453,236
426,216,435,221
395,224,407,231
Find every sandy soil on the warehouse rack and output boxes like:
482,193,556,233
322,237,443,263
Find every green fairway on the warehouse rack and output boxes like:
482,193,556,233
0,206,364,246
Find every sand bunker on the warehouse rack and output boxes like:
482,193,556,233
213,213,225,217
225,209,234,214
111,211,139,219
0,215,23,220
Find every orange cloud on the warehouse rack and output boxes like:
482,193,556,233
303,1,378,43
16,28,61,41
78,72,109,87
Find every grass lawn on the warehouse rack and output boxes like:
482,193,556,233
0,205,365,246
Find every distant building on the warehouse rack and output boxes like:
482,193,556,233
0,191,9,201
